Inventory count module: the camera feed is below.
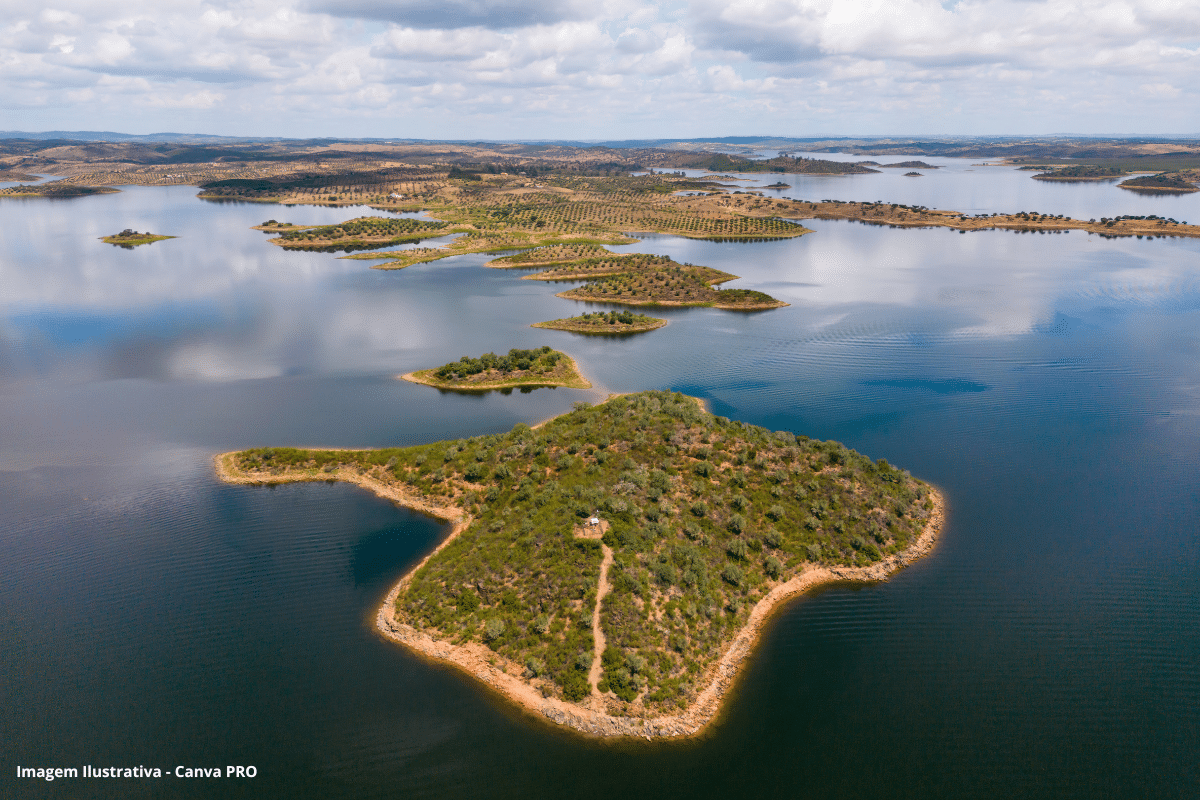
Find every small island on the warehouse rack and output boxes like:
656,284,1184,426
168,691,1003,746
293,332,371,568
215,391,943,738
101,229,176,247
904,172,923,177
253,219,309,231
533,311,667,334
1033,165,1126,181
879,161,940,169
402,346,591,391
1118,172,1199,193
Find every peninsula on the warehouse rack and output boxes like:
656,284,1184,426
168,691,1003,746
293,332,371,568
1118,171,1199,193
402,347,591,391
491,247,787,310
0,182,117,198
533,311,667,334
101,229,176,247
215,391,943,739
268,216,451,251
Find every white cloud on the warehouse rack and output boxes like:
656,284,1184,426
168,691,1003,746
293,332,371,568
0,0,1196,137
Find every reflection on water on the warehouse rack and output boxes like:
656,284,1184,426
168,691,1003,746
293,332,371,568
2,166,1200,798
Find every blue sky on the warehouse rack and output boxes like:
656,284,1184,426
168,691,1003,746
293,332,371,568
2,0,1198,138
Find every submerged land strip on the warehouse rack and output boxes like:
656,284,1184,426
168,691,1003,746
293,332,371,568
216,391,944,739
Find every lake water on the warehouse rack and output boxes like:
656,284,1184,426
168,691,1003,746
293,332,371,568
3,165,1199,798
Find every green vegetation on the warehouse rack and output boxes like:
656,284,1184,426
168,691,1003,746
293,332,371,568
1118,172,1198,193
532,311,667,334
536,256,782,309
225,391,937,714
265,172,811,269
272,216,451,251
100,229,176,248
0,182,117,198
487,243,614,268
877,161,939,169
492,247,785,309
1032,165,1126,180
668,153,879,175
405,346,591,390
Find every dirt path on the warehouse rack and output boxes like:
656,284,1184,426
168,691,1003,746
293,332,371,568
588,543,614,694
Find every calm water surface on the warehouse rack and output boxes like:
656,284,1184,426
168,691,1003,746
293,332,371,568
2,166,1199,798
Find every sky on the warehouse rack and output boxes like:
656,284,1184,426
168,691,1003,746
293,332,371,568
2,0,1198,139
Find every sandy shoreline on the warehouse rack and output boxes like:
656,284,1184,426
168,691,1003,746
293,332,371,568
215,446,944,741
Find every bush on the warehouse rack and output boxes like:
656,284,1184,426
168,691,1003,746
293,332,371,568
727,513,745,534
483,618,506,641
525,656,545,677
762,528,782,549
560,670,590,701
456,589,480,612
727,538,748,560
767,504,785,521
721,564,744,586
764,555,782,579
690,501,707,517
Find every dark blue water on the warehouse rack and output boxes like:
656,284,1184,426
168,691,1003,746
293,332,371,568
2,169,1199,798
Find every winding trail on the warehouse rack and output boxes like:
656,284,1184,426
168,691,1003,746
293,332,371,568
589,543,614,694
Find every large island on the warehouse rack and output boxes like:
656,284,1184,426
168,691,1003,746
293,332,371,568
216,390,943,738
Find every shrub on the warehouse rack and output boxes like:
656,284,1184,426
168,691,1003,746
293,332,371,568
764,555,782,579
483,618,506,642
767,504,785,521
525,657,545,677
727,538,748,560
456,589,480,612
533,614,551,635
576,650,594,671
560,670,590,701
727,513,745,534
721,564,744,586
690,501,707,517
763,528,783,549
